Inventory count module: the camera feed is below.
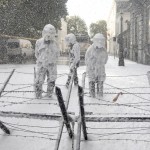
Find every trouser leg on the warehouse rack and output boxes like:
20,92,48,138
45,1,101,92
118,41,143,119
35,81,42,99
66,75,71,88
97,81,103,97
66,67,73,88
74,68,78,85
89,81,95,98
47,81,55,97
35,67,46,99
47,68,56,97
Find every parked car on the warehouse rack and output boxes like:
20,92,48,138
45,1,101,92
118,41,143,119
7,39,34,63
0,40,7,63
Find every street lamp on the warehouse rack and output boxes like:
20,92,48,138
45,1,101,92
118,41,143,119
118,12,125,66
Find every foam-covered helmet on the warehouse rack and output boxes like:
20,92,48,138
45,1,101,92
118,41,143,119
65,33,76,46
42,24,56,41
92,33,105,49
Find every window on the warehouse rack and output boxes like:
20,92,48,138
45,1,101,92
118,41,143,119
7,42,19,49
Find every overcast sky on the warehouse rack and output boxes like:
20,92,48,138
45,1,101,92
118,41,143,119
67,0,113,28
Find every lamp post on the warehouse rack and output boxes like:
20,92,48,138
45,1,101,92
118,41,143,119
118,12,125,66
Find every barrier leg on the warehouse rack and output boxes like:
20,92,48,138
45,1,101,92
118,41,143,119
55,86,73,138
0,121,10,134
78,86,88,140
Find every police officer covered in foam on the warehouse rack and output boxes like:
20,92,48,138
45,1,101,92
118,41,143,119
85,33,108,98
35,24,60,98
65,33,80,88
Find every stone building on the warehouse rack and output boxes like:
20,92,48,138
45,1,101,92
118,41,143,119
107,0,150,65
129,0,150,64
107,0,130,58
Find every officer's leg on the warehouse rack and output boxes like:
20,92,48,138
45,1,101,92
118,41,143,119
74,68,78,86
47,80,55,97
66,68,72,88
97,80,103,97
89,80,95,98
47,65,56,97
66,75,71,88
35,67,46,99
96,77,98,94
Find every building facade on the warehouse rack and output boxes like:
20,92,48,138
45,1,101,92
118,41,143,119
129,0,150,64
107,0,150,65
